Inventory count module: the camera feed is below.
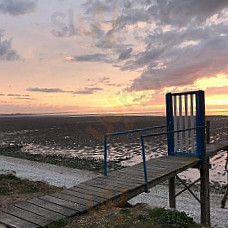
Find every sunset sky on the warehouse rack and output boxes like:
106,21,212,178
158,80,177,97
0,0,228,115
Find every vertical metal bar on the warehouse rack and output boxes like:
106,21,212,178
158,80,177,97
104,135,107,176
185,95,189,153
190,94,195,153
174,96,178,152
141,136,149,193
196,91,206,163
166,93,174,155
179,95,183,152
206,120,210,144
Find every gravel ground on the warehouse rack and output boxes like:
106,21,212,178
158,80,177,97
0,155,227,227
0,155,96,188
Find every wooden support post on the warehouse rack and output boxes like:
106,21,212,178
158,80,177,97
200,159,210,225
169,176,176,209
206,121,210,144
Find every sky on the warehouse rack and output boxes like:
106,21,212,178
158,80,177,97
0,0,228,115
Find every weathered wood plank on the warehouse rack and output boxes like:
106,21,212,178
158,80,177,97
14,201,65,221
72,185,123,200
40,195,86,213
62,189,105,204
0,211,38,228
70,186,109,199
94,176,144,187
51,192,98,208
3,206,52,227
76,183,124,195
28,198,76,217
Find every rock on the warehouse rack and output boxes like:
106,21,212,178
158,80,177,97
0,224,7,228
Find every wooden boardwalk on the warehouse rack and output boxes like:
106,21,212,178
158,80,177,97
0,140,227,228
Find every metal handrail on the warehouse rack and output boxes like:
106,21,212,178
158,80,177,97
103,125,167,176
141,126,205,192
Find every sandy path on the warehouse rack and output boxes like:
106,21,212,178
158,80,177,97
0,155,96,188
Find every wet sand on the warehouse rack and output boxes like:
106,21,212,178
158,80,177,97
0,115,227,185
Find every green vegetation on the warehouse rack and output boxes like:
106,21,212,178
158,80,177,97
48,218,69,228
0,174,39,195
0,147,122,173
56,204,209,228
149,207,200,228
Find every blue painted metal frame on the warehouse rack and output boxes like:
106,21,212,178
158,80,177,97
166,90,206,162
103,90,206,193
104,125,167,176
141,126,205,192
196,91,206,163
166,93,174,155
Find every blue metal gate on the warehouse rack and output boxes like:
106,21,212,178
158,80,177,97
166,90,206,163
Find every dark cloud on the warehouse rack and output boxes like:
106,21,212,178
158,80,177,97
27,88,73,93
150,0,228,27
0,93,4,96
0,31,20,61
8,94,30,97
118,48,133,61
0,0,36,16
82,0,228,91
73,87,103,95
27,87,103,95
67,53,112,63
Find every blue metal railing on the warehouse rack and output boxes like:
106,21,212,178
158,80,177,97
104,125,167,176
141,126,205,192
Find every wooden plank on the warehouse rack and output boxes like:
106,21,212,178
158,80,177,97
77,183,124,195
89,179,142,192
96,176,144,186
3,206,52,227
62,189,105,204
40,195,86,213
51,192,98,208
14,201,65,221
28,198,77,217
70,186,109,199
72,185,123,200
0,211,38,228
80,180,136,192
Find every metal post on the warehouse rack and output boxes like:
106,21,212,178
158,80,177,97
104,135,107,176
206,121,210,144
169,177,176,209
196,91,206,163
141,136,149,193
166,93,174,155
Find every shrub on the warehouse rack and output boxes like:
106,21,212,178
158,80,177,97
149,207,198,228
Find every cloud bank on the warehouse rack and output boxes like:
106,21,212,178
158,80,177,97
81,0,228,91
0,30,20,61
0,0,36,16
